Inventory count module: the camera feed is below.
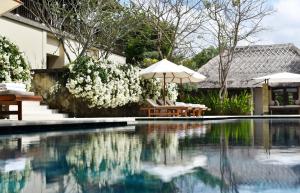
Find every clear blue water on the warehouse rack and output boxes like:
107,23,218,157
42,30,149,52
1,119,300,193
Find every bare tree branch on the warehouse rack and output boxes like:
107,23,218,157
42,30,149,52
26,0,139,62
132,0,206,59
203,0,273,99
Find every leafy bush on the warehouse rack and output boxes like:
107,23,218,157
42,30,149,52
0,36,31,89
67,56,142,108
182,90,252,115
66,56,178,108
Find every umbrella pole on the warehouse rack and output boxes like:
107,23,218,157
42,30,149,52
163,73,166,105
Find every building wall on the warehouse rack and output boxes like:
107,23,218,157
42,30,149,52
0,16,47,69
46,35,65,69
0,14,126,70
254,85,272,115
107,53,126,64
254,87,263,115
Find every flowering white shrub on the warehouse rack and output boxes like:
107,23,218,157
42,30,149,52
140,79,178,102
66,57,142,108
0,36,31,89
140,78,162,100
66,56,178,109
167,83,178,101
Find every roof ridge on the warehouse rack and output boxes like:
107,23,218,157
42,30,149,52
236,43,297,49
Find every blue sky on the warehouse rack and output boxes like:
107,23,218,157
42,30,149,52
256,0,300,47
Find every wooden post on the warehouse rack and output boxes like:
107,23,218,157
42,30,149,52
163,73,166,105
17,101,22,120
262,83,269,114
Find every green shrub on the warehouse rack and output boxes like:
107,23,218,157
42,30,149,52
181,90,252,115
0,36,31,89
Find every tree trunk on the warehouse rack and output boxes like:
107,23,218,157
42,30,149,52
219,79,228,101
60,38,72,63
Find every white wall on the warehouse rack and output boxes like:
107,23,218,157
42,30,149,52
0,16,47,69
0,15,127,69
107,53,126,64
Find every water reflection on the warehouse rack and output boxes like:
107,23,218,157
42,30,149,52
0,119,300,192
0,158,31,193
66,133,142,192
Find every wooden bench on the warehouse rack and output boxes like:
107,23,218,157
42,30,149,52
0,95,42,120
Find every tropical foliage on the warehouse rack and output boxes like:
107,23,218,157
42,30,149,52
182,90,252,115
0,36,31,89
191,46,218,69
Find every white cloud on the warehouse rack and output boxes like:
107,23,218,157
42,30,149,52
256,0,300,47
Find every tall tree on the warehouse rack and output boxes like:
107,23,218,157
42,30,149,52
123,14,174,65
132,0,206,59
193,46,218,69
204,0,272,100
26,0,138,62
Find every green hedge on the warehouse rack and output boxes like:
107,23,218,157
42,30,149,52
181,90,252,115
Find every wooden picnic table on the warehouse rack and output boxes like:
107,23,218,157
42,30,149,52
0,94,42,120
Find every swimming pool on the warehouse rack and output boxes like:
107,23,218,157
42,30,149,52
1,119,300,193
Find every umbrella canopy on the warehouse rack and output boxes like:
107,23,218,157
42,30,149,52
253,72,300,83
165,65,206,83
142,155,207,182
140,59,205,104
0,0,22,15
140,59,188,104
140,59,190,79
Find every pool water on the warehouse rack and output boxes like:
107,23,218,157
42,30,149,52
1,119,300,193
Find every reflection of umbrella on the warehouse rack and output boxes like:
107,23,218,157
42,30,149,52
165,65,206,84
142,155,207,182
253,72,300,83
140,59,205,104
0,158,27,172
0,0,22,15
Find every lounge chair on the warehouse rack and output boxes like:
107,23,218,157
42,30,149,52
187,103,209,116
166,99,209,117
141,99,188,117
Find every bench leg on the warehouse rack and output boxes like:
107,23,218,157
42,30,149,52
17,101,22,121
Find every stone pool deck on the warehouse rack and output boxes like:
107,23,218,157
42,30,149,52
0,115,300,134
0,117,135,134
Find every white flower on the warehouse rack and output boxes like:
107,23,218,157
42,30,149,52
86,76,91,83
78,77,84,84
66,57,177,109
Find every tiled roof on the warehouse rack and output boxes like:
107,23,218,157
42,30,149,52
197,44,300,88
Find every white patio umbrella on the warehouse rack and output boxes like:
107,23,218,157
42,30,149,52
165,65,206,84
140,59,205,104
0,0,22,15
142,155,207,182
253,72,300,83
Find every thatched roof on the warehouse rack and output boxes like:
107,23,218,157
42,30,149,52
197,44,300,88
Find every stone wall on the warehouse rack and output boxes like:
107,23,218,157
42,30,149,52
31,70,145,117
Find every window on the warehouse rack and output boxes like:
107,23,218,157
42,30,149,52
272,87,298,105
